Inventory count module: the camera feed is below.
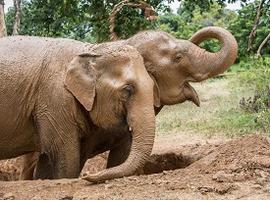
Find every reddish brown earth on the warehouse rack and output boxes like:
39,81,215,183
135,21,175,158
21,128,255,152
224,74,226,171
1,133,270,200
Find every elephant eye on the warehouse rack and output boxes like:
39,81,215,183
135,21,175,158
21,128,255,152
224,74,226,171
121,84,134,100
175,53,183,62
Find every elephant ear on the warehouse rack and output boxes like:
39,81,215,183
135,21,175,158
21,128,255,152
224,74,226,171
149,74,161,107
65,53,100,111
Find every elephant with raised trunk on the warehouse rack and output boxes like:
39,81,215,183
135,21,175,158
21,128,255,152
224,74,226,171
18,26,238,182
126,26,238,106
0,36,158,182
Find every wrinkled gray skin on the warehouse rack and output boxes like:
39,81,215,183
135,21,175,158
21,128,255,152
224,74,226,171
0,37,158,182
20,26,238,181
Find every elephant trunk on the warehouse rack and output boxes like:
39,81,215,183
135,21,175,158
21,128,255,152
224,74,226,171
188,26,238,81
83,87,155,182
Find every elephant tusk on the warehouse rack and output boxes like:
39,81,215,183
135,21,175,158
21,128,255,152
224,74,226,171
129,126,133,132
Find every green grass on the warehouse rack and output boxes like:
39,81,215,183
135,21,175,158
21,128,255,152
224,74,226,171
156,76,269,138
189,109,263,137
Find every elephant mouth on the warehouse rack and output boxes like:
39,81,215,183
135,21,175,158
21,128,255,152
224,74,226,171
160,82,199,106
160,83,188,105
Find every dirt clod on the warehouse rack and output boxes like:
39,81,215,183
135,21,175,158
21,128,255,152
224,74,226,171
197,186,214,194
60,196,73,200
2,193,15,200
189,134,270,183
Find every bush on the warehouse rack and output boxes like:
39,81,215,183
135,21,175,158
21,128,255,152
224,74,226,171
238,57,270,133
238,57,270,88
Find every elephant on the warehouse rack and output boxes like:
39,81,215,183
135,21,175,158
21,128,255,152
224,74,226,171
0,36,159,182
18,26,238,181
85,26,238,178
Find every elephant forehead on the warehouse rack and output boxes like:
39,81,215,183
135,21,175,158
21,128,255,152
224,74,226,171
97,44,142,60
98,55,144,76
98,52,142,68
113,45,141,58
101,62,137,83
159,38,178,50
176,39,190,53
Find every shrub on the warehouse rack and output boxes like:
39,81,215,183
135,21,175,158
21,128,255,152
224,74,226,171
238,57,270,132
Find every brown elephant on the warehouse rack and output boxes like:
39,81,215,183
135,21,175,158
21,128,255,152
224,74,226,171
18,26,238,182
0,36,159,182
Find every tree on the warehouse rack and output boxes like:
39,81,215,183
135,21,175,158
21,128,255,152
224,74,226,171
5,0,171,42
229,0,270,57
109,0,157,41
6,0,90,38
158,2,236,52
247,0,268,52
0,0,6,37
12,0,21,35
83,0,170,42
256,32,270,56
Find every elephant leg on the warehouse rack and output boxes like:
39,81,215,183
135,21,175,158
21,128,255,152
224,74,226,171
34,114,80,179
106,133,132,168
19,152,39,180
34,152,54,179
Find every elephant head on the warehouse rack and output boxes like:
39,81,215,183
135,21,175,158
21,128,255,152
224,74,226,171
126,26,238,106
65,44,159,182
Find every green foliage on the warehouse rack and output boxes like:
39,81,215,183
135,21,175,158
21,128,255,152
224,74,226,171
156,0,270,57
225,57,270,134
6,0,91,39
5,0,171,42
238,57,270,91
5,0,269,57
178,0,241,18
157,2,236,52
229,1,270,57
238,57,270,132
190,108,261,137
84,0,168,42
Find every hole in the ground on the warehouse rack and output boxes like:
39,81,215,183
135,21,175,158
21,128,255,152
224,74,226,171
0,151,203,181
138,152,194,175
1,144,215,181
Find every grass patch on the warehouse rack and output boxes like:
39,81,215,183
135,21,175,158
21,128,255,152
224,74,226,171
189,108,264,137
156,74,269,138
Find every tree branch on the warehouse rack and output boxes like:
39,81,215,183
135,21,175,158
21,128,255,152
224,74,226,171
0,0,7,37
256,32,270,57
12,0,22,35
247,0,266,52
109,0,157,41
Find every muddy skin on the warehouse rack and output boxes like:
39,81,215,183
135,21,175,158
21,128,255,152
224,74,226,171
0,36,156,182
19,26,238,181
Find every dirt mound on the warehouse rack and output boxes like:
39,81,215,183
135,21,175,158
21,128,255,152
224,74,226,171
0,157,22,181
0,134,270,199
189,134,270,183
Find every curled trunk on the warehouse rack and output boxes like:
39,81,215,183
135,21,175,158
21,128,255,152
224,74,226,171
189,26,238,81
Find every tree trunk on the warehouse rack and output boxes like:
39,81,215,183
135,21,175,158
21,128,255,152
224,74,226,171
247,0,266,52
12,0,21,35
109,0,156,41
256,32,270,57
0,0,7,37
